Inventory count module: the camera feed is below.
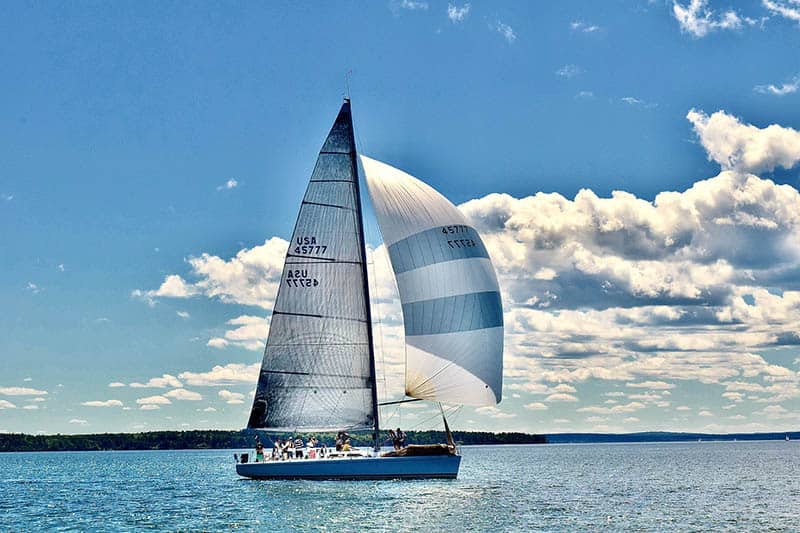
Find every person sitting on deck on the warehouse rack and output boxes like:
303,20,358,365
294,437,304,459
396,428,407,448
254,437,264,462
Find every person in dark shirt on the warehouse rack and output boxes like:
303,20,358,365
396,428,407,448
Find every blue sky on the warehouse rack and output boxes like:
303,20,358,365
1,0,799,435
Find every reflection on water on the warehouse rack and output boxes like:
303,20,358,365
1,441,798,530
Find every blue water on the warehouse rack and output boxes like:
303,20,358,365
1,441,797,531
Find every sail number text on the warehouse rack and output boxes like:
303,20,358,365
441,225,476,249
294,236,327,256
286,269,319,287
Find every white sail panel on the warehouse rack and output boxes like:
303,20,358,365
361,155,503,406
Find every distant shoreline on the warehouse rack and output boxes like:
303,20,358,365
1,429,797,453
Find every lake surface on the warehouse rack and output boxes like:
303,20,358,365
1,441,797,531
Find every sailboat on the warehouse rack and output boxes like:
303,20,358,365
235,99,503,480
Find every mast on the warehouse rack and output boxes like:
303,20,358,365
344,98,381,450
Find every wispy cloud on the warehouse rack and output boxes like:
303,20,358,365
570,20,601,33
0,387,47,396
397,0,428,10
69,418,89,426
754,75,800,96
1,193,13,202
447,2,470,23
176,310,190,319
672,0,754,38
556,64,582,79
575,90,595,100
763,0,800,22
493,20,517,43
0,400,17,409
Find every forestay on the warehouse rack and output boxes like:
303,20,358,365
360,156,503,406
247,102,376,432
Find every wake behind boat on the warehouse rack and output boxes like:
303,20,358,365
235,99,503,480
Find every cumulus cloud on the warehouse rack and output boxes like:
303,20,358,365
108,382,126,388
447,2,470,22
672,0,752,37
134,238,287,309
129,374,183,389
0,400,17,409
164,388,203,401
178,363,260,386
626,381,676,390
207,315,268,351
81,400,123,407
136,395,171,406
687,109,800,174
218,390,246,404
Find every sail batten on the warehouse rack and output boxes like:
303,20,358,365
361,155,504,407
247,102,377,432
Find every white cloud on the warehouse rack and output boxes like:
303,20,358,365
672,0,752,37
69,418,89,426
218,390,246,404
0,400,16,409
755,76,800,96
23,405,38,410
575,91,595,100
164,388,203,401
178,363,260,387
524,402,548,410
698,410,714,417
217,179,238,191
207,315,268,351
140,404,161,410
81,400,123,407
621,96,643,105
135,238,287,309
201,407,217,412
1,193,13,202
763,0,800,22
176,311,190,319
129,374,183,389
493,21,517,43
676,405,691,411
687,109,800,174
0,387,47,396
545,393,578,402
207,338,229,349
626,381,676,390
556,65,582,79
398,0,428,10
624,417,640,423
447,2,470,22
136,395,172,405
570,20,600,33
108,382,126,388
58,264,65,272
26,282,41,294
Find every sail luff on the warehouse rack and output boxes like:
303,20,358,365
343,99,381,447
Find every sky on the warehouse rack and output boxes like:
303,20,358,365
1,0,799,436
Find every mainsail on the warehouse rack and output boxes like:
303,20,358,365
361,156,504,407
247,101,378,432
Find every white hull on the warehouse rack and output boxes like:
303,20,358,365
236,454,461,480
